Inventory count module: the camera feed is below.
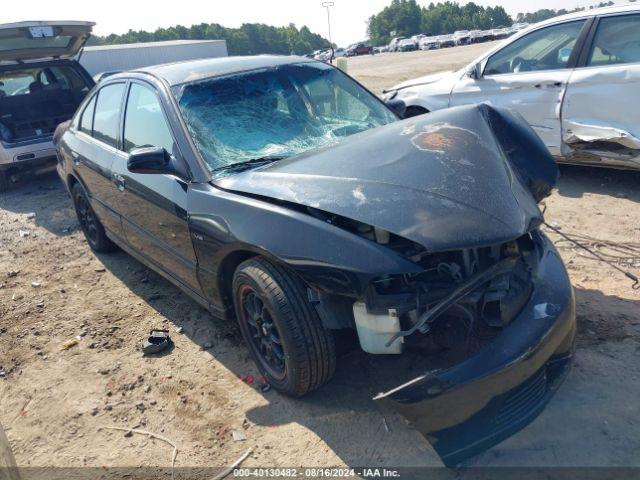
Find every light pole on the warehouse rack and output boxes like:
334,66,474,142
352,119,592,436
322,1,334,61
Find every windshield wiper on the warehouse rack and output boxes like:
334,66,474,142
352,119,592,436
211,155,288,174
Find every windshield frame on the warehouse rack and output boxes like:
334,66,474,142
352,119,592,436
171,61,399,177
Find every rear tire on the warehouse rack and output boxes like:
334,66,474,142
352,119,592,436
233,257,336,397
71,182,116,253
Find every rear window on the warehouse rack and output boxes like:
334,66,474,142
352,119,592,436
588,14,640,66
79,94,97,135
92,83,126,148
0,36,73,53
0,65,88,97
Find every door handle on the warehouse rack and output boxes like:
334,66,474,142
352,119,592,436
113,173,126,191
534,81,563,89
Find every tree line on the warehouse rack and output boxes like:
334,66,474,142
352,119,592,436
367,1,512,45
87,23,329,56
367,0,621,45
87,0,625,55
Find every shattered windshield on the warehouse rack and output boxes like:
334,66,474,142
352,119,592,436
174,62,397,172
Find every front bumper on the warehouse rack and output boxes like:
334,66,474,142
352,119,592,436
376,238,576,465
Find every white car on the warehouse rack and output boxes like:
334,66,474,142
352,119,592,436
453,30,471,45
384,5,640,169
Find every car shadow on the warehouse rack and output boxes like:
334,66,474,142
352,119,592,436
93,239,640,467
0,172,79,236
93,250,442,467
556,164,640,202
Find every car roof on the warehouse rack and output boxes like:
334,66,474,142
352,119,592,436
128,55,316,86
532,3,640,27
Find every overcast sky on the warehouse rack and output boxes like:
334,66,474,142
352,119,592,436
6,0,607,46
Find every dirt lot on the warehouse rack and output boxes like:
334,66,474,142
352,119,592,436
1,44,640,472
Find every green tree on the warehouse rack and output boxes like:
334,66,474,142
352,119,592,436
93,22,330,56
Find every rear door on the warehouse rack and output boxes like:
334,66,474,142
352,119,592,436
450,19,589,156
110,80,202,295
561,12,640,167
0,21,94,62
67,82,127,236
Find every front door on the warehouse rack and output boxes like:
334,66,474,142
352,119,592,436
110,81,201,295
450,19,588,157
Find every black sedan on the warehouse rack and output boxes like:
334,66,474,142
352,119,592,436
54,56,575,465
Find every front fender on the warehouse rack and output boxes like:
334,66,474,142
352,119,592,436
187,183,422,313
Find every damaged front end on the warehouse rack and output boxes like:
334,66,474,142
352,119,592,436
216,104,575,464
358,228,575,466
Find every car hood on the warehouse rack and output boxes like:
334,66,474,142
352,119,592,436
387,69,460,92
215,104,558,252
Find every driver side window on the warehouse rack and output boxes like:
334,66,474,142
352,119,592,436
484,20,585,75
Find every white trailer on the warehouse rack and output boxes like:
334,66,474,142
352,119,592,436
78,39,228,78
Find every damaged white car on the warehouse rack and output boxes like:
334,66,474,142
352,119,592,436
384,5,640,170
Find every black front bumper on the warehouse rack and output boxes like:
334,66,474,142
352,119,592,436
377,237,576,465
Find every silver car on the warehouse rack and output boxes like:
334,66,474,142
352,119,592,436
0,21,94,190
384,5,640,170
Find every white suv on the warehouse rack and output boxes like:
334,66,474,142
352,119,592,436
0,21,95,190
384,5,640,169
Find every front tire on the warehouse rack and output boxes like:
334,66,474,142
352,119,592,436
71,182,115,253
233,257,336,397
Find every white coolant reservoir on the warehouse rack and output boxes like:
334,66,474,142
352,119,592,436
352,302,403,354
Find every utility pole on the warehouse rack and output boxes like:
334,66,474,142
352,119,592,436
322,1,335,61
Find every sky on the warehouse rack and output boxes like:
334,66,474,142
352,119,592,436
5,0,608,46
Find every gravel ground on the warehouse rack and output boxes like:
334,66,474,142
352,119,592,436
1,43,639,472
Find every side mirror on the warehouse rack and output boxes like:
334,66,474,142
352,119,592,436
385,98,407,118
127,147,173,174
466,62,481,79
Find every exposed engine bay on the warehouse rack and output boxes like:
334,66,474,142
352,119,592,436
307,207,540,367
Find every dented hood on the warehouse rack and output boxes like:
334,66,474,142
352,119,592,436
216,104,558,252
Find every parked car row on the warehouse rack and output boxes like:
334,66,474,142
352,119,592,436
386,23,529,54
309,42,374,62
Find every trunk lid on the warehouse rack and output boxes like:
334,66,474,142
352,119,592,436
0,21,94,62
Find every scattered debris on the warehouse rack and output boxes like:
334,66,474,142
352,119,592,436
382,417,390,432
95,267,106,273
90,407,98,416
142,330,172,356
19,230,30,238
6,270,19,278
260,383,271,393
60,339,79,351
231,429,247,441
98,426,178,480
26,212,36,219
31,282,41,288
175,326,184,334
212,448,253,480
